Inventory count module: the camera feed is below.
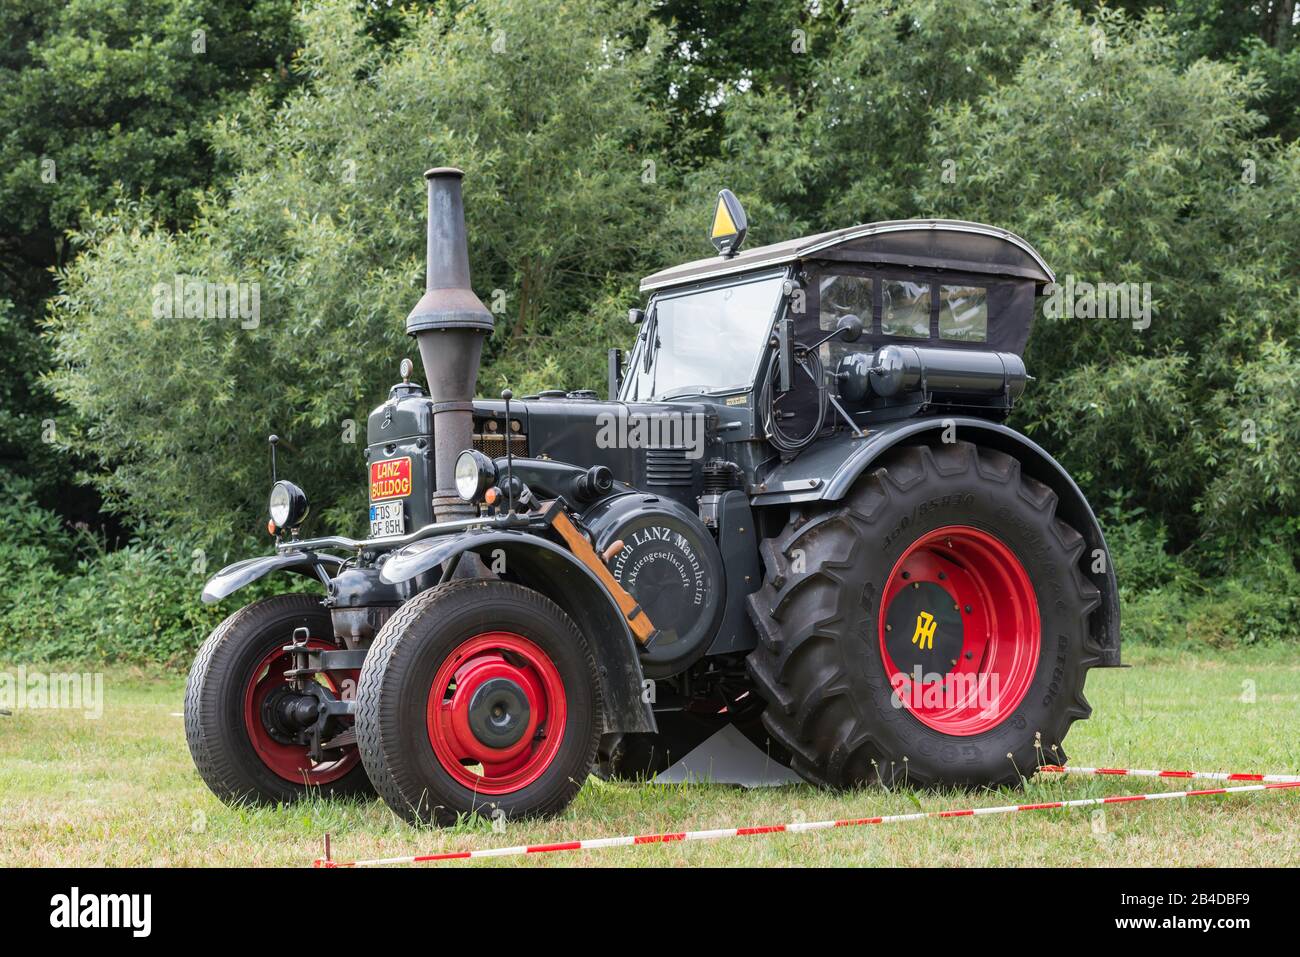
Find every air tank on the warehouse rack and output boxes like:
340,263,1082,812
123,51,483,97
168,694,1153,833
837,345,1027,404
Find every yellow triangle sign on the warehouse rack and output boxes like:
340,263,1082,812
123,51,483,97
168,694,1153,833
711,199,738,240
708,189,748,256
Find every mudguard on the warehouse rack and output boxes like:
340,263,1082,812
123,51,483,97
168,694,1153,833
750,416,1122,667
200,551,344,604
380,528,656,734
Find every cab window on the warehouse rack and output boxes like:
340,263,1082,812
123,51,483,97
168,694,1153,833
624,274,784,401
819,274,873,366
882,280,931,338
938,284,988,342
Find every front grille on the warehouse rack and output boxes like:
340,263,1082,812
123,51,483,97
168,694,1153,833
645,448,694,487
473,433,528,457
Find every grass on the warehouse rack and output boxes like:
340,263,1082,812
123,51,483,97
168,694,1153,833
1,644,1297,867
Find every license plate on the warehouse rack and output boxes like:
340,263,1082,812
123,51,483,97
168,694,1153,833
369,501,405,537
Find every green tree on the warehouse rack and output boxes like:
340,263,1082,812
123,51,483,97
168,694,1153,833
646,0,850,164
913,8,1299,557
1073,0,1300,140
47,0,684,545
41,0,1300,575
0,0,299,514
714,0,1060,230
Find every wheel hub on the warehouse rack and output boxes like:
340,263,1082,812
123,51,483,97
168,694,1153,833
260,685,321,744
242,639,361,784
883,580,965,677
467,677,531,749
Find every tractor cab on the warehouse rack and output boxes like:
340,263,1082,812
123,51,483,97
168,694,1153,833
628,194,1054,426
613,193,1057,508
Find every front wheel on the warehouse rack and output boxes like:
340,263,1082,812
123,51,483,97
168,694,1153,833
184,594,372,805
355,579,601,826
746,441,1103,789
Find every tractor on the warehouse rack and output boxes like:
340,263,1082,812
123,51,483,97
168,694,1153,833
185,168,1121,826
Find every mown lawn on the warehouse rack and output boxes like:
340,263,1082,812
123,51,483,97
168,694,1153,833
1,645,1297,867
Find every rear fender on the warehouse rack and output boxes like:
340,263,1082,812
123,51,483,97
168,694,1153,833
380,529,655,734
201,552,343,604
750,417,1122,666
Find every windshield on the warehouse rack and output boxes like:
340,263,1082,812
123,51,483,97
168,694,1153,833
625,274,784,400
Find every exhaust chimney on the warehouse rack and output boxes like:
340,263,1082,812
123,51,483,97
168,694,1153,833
406,167,495,520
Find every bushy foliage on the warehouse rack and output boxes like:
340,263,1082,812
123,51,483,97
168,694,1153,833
0,0,301,509
0,475,292,664
722,0,1058,226
1099,497,1300,649
906,10,1298,559
45,0,708,545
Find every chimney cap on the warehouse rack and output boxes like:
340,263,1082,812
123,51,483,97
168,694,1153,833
424,167,464,180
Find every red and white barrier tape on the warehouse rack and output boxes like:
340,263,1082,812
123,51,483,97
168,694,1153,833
1039,764,1300,783
314,771,1300,867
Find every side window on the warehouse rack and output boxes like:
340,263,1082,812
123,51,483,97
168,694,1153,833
939,284,988,342
819,274,872,329
818,274,873,366
881,280,930,338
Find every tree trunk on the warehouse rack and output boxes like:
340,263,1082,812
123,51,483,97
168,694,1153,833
1273,0,1295,53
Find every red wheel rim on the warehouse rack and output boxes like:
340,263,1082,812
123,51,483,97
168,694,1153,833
242,639,360,784
878,525,1039,736
426,632,567,795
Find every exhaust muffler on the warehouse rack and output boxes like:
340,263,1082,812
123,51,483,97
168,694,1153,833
406,167,495,520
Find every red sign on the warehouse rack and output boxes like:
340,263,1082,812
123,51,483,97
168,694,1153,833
369,457,412,501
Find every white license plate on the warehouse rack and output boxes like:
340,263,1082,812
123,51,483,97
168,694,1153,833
369,501,405,537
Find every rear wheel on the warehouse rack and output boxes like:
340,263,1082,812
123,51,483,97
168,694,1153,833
745,440,1102,789
185,594,371,805
356,579,600,826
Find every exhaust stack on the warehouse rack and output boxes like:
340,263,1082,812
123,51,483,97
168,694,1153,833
406,167,495,520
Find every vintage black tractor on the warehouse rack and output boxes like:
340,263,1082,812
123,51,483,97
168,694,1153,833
185,169,1121,825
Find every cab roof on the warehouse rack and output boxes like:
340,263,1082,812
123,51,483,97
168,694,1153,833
639,219,1055,293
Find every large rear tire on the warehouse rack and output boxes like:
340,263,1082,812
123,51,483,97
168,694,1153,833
356,579,601,826
745,441,1102,789
184,594,372,805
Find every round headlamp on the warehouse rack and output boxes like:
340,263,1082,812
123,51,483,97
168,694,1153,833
268,480,309,529
455,450,497,503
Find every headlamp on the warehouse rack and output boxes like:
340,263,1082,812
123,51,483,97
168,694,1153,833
268,480,309,529
454,450,497,503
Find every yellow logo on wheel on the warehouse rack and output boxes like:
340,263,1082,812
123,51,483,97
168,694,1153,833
912,611,937,650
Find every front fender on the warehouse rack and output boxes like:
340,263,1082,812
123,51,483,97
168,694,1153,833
381,528,656,734
201,551,343,604
751,417,1122,667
